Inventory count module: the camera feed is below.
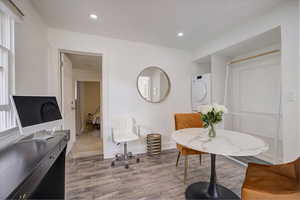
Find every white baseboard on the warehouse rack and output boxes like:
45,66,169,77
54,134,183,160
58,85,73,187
66,139,75,154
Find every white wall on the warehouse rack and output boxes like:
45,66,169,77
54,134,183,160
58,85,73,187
211,55,231,104
15,0,48,95
195,1,299,162
196,63,211,75
47,28,199,158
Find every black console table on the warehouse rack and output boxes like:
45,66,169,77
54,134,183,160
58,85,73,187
0,131,69,199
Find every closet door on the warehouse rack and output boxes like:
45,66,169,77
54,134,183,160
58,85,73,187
229,53,281,163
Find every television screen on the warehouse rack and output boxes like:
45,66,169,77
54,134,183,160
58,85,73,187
12,96,62,128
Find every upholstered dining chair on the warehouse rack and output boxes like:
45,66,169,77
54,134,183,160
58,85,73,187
174,113,207,184
242,157,300,200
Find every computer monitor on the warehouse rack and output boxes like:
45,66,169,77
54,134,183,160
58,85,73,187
10,96,63,136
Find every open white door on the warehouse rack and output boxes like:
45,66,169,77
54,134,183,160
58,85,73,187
61,53,76,150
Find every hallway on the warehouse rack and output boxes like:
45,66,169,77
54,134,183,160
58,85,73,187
71,130,103,158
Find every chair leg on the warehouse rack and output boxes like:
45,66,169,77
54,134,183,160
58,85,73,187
176,152,181,167
124,142,129,169
184,155,188,184
124,142,128,159
199,154,202,165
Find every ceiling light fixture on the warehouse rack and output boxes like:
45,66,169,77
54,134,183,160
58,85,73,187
89,14,98,20
177,32,184,37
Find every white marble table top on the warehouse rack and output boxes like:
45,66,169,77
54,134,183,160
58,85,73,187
172,128,268,156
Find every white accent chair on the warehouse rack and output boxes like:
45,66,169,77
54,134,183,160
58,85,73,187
111,116,140,168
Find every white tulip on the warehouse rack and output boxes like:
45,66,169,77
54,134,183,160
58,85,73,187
220,105,228,113
212,103,219,111
213,103,228,113
198,105,213,114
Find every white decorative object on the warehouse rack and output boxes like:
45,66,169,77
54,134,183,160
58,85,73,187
111,116,140,168
137,66,170,103
197,105,213,114
197,103,227,138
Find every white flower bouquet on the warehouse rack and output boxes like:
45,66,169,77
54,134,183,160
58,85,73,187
197,104,228,138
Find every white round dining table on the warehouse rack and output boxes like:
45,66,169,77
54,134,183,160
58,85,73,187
172,128,269,200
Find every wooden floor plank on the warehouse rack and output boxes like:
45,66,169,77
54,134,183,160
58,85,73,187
66,150,246,200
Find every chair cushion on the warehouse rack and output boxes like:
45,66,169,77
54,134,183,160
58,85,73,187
114,132,139,143
242,163,300,200
174,113,206,155
174,113,203,130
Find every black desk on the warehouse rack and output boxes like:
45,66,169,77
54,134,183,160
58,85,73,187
0,131,69,199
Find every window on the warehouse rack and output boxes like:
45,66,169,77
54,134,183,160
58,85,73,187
0,9,15,132
138,76,151,101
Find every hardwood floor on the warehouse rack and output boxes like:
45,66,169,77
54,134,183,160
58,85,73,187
71,130,103,158
66,150,246,200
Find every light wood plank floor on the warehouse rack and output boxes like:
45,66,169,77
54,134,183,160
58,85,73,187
71,130,103,158
66,150,246,200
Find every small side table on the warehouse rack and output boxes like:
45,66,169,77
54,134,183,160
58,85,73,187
146,134,162,156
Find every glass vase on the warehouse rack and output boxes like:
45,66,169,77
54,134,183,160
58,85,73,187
208,124,216,138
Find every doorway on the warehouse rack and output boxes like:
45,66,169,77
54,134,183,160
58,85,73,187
60,50,103,158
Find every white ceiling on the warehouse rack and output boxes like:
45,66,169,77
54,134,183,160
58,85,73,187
31,0,286,50
65,53,101,72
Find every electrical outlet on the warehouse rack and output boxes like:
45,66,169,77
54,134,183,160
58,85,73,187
288,91,297,102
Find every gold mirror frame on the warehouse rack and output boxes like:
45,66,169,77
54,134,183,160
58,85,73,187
136,66,171,103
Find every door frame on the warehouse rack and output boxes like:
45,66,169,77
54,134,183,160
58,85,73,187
58,49,103,153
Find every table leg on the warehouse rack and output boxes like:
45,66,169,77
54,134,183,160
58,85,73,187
207,154,218,198
185,154,240,200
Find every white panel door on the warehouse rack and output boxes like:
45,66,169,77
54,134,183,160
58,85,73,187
62,54,76,145
228,53,281,163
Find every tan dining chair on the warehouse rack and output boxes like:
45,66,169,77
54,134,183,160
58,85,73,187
174,113,207,184
242,157,300,200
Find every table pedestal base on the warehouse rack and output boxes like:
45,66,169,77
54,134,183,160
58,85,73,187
185,182,240,200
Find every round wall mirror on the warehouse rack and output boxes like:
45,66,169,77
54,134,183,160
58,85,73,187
137,66,171,103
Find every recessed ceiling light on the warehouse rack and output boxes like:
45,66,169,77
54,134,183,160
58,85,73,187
89,14,98,20
177,32,184,37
